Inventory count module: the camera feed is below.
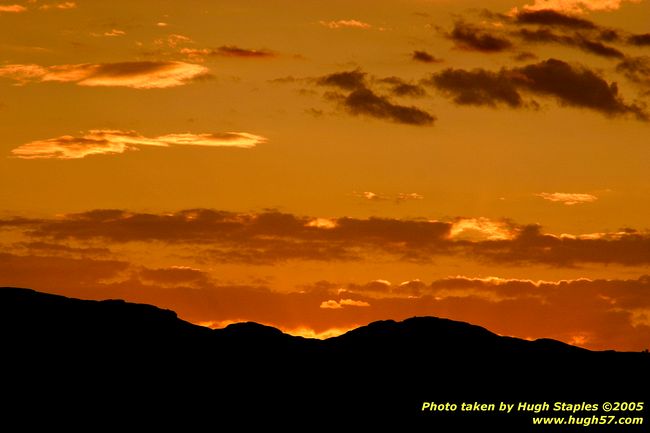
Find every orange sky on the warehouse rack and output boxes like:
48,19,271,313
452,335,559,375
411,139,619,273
1,0,649,351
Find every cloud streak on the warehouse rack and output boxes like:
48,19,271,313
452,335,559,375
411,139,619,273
0,61,210,89
537,192,598,205
319,19,371,29
11,130,266,159
39,2,76,10
0,4,26,13
515,0,641,14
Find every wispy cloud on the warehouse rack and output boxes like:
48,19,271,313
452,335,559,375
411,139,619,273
154,33,193,48
11,130,266,159
0,61,210,89
181,45,277,60
536,192,598,205
39,1,77,10
354,191,424,203
320,298,370,309
514,0,640,15
102,29,126,37
0,4,26,13
320,19,371,29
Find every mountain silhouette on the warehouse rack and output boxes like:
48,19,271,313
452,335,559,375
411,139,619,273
2,287,647,429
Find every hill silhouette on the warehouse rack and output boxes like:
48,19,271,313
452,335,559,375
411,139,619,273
1,287,647,429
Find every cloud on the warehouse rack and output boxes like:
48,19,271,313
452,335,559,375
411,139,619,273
154,33,193,48
347,94,433,123
11,130,265,159
318,70,435,126
445,21,513,52
457,8,650,61
319,300,343,309
5,209,650,267
0,252,128,289
39,2,76,10
628,33,650,46
138,266,210,287
181,45,277,60
514,58,642,116
15,241,110,257
426,58,647,120
617,56,650,87
354,191,424,203
214,45,276,58
516,28,625,59
396,193,424,202
320,299,371,309
515,0,641,14
513,51,538,61
0,4,26,13
103,29,126,37
354,191,388,201
378,77,427,97
514,9,597,29
449,218,516,241
0,61,210,89
319,19,371,29
317,69,367,90
536,192,598,205
412,50,443,63
427,67,524,108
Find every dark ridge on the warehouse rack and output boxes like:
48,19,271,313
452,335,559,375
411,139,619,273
1,287,648,428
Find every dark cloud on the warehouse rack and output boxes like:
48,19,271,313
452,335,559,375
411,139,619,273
616,56,650,87
0,252,128,290
341,88,435,125
627,33,650,46
317,70,367,90
446,21,513,52
425,68,523,108
426,59,647,119
469,224,650,267
514,9,597,30
138,266,210,286
392,83,427,97
575,38,625,59
377,77,427,97
5,209,650,267
215,45,276,58
317,70,435,126
16,241,110,257
513,51,538,62
514,59,644,118
412,50,443,63
517,28,624,59
599,29,622,43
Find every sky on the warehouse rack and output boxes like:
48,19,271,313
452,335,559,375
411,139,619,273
1,0,649,350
